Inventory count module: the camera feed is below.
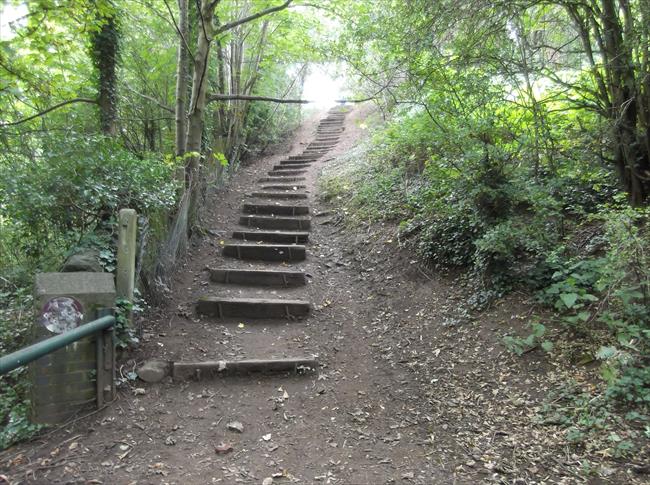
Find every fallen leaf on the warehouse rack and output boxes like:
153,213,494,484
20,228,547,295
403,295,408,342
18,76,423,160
215,442,234,454
227,421,244,433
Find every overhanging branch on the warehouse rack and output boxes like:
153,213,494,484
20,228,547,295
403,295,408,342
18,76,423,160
207,93,311,104
335,96,375,103
0,98,98,127
214,0,292,36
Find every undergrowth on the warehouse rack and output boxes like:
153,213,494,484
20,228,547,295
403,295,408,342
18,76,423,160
0,136,178,449
319,107,649,458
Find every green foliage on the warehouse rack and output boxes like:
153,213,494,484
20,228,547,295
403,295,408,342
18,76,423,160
321,107,591,294
0,369,42,450
528,206,650,405
607,365,650,405
114,295,145,350
0,135,179,278
244,98,302,153
322,2,649,415
503,321,553,355
536,380,645,458
0,288,41,449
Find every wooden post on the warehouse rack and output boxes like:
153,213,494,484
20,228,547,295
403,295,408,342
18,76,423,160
116,209,137,304
96,308,116,407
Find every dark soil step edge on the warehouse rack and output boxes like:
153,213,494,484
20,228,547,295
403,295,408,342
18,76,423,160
258,177,306,183
172,358,317,380
239,215,311,230
273,164,312,170
286,157,320,162
267,170,308,176
196,297,311,319
280,159,318,165
209,268,306,286
232,230,309,244
242,203,309,216
258,184,307,191
249,192,308,200
223,243,307,261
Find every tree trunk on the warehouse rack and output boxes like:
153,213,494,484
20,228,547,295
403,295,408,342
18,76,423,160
185,0,214,181
600,0,650,204
212,38,229,157
182,0,215,231
174,0,189,156
91,10,119,136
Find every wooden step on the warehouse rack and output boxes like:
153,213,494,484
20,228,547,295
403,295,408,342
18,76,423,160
239,215,311,230
172,358,317,380
267,170,307,176
196,297,311,319
258,177,306,183
232,230,309,244
258,184,307,190
222,243,306,261
273,164,311,170
242,203,309,216
288,155,321,161
209,268,306,286
280,159,316,165
249,191,308,200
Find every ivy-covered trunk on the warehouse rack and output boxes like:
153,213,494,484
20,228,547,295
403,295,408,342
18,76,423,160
90,9,120,136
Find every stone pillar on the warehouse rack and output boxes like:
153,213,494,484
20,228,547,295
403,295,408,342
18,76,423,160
32,273,115,424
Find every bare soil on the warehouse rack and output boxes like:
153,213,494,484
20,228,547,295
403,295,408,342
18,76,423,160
1,107,646,484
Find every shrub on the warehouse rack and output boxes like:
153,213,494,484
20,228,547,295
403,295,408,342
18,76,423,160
0,135,179,277
0,136,180,449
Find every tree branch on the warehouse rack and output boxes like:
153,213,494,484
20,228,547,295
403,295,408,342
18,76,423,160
214,0,292,36
162,0,195,60
124,85,175,113
0,98,98,127
207,93,310,104
334,96,375,103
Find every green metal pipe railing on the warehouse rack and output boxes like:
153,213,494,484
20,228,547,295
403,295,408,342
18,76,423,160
0,315,115,375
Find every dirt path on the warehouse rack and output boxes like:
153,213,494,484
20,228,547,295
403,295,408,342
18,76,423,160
1,107,642,484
